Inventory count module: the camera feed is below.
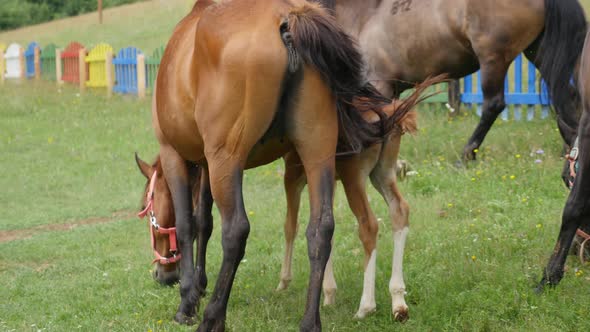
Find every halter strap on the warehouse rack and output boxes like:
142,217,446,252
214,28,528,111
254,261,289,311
576,228,590,265
137,171,182,265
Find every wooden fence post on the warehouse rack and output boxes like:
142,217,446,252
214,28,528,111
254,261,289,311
105,51,114,97
55,49,63,84
137,54,146,99
19,47,25,79
0,51,4,84
79,48,87,92
34,46,41,80
448,79,461,116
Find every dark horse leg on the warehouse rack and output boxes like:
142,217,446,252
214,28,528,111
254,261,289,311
538,110,590,290
193,166,214,301
159,146,199,325
462,57,510,161
198,158,250,332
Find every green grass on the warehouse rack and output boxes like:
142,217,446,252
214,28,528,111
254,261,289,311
1,1,590,331
1,80,589,331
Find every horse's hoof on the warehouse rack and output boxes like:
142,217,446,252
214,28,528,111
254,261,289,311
354,305,376,319
323,288,336,306
454,159,467,169
393,307,409,323
276,279,290,291
534,284,545,295
174,312,198,326
197,319,225,332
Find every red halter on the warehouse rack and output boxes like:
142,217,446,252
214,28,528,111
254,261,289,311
137,171,182,265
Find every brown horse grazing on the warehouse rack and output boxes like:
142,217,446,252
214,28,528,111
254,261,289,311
142,0,437,330
315,0,586,161
276,104,416,321
538,31,590,291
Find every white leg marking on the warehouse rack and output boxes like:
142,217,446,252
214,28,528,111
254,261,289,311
355,249,377,319
277,238,294,291
322,252,337,306
390,226,409,320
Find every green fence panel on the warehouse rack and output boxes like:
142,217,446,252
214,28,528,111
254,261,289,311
40,43,58,80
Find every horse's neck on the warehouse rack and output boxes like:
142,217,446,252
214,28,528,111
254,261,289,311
334,0,382,39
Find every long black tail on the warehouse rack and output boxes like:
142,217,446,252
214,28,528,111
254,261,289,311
285,3,440,153
538,0,587,145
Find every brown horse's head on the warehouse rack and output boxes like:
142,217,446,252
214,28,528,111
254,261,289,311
135,153,180,286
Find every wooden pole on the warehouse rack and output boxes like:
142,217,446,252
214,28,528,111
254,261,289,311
105,51,113,98
34,46,41,80
137,54,146,99
19,47,25,79
98,0,103,24
0,51,4,84
79,48,87,92
56,49,63,84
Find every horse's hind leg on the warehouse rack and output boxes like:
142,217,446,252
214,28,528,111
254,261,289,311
370,136,409,322
291,70,338,332
463,59,510,161
277,152,306,291
338,156,379,319
198,156,250,332
193,166,213,299
159,146,199,325
538,111,590,290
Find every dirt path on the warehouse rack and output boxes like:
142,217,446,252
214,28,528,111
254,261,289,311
0,210,135,243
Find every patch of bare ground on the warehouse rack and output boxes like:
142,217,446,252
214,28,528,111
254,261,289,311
0,210,135,243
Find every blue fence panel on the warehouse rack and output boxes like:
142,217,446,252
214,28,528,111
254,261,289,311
25,42,39,78
113,47,142,94
460,54,550,121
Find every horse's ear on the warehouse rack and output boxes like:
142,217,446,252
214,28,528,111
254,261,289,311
135,152,154,179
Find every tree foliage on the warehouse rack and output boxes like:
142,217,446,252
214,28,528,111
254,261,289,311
0,0,147,31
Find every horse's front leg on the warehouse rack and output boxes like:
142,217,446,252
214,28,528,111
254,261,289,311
160,146,198,325
277,152,306,291
194,166,214,300
538,112,590,290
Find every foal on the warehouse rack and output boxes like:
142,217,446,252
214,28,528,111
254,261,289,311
277,102,416,321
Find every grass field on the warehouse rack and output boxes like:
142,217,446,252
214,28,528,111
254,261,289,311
1,1,590,331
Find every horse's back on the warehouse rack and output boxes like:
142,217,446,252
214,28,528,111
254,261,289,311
359,0,544,83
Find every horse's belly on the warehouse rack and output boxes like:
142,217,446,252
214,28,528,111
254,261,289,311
245,138,293,169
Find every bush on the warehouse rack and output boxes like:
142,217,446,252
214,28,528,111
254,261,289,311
0,0,148,31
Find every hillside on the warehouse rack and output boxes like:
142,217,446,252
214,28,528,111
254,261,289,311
0,0,193,52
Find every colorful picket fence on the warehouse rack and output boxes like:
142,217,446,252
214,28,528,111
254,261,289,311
25,42,39,78
61,42,85,83
5,43,22,79
40,44,58,80
461,54,550,121
113,47,142,94
146,46,163,92
86,43,113,88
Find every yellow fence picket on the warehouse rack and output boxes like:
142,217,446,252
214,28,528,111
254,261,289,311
85,43,113,88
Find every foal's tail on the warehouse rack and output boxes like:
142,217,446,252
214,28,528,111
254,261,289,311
284,3,442,153
538,0,587,145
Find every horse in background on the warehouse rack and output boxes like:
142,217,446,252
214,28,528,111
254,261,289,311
140,0,438,330
539,31,590,290
317,0,586,161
